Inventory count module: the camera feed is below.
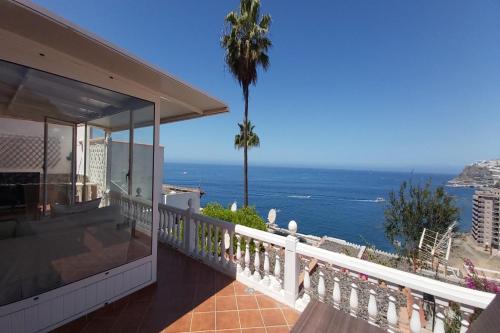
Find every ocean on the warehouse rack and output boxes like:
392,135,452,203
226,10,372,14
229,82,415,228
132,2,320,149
163,163,474,252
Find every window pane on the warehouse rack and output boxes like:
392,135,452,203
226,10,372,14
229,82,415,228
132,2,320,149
0,59,154,306
45,121,74,209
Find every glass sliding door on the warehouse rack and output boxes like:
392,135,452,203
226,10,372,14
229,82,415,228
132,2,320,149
132,107,155,202
0,58,154,306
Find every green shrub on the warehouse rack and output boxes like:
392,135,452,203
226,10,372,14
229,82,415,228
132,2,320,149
201,203,267,255
202,202,267,231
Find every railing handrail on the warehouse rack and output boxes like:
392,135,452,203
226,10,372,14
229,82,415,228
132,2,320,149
158,202,187,215
193,212,235,230
109,190,152,206
234,224,287,247
157,201,495,313
296,242,495,309
190,210,287,247
159,203,288,248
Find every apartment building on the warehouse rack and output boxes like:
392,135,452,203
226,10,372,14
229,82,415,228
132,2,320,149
472,187,500,254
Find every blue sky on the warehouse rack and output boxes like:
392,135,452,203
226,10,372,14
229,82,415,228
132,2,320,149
34,0,500,173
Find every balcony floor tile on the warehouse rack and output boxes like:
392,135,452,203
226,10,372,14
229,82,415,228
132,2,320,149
51,243,298,333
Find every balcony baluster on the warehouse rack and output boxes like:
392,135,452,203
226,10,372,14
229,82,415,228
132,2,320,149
409,304,421,333
349,283,359,317
272,247,282,292
236,235,242,273
244,237,251,277
214,225,219,261
262,242,270,286
434,312,445,333
228,230,234,267
367,289,378,326
332,276,341,310
194,219,199,256
318,263,326,302
207,224,212,260
200,222,206,257
253,240,261,281
178,214,183,246
387,295,399,332
460,319,469,333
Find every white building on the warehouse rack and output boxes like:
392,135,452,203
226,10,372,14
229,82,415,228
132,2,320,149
0,1,227,330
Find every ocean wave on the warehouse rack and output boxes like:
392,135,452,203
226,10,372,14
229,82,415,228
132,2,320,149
338,198,384,203
288,195,311,199
350,199,380,203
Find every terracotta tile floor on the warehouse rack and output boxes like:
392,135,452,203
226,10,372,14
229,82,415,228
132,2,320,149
52,243,301,333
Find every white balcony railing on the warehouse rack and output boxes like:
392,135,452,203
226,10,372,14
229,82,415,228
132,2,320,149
157,200,495,333
108,191,153,234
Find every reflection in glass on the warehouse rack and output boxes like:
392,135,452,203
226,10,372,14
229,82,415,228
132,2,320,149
0,59,154,306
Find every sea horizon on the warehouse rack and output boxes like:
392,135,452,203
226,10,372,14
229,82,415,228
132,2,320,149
163,162,473,252
164,160,463,176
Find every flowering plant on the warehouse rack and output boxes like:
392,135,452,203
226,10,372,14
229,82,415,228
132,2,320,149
358,273,368,281
463,258,500,293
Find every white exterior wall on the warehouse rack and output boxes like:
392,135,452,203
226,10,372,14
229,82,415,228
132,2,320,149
164,191,200,212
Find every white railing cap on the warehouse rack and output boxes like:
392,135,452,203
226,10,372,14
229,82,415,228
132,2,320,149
235,224,287,247
159,203,187,215
296,242,495,309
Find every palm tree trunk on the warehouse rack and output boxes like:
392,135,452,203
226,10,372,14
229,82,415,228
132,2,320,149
243,85,249,207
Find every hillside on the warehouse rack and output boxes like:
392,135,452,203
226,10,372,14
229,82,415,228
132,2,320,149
448,160,499,187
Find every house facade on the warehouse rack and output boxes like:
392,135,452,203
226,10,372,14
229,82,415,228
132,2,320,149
0,1,227,331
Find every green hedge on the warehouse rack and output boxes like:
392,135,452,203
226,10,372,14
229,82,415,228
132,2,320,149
202,202,267,231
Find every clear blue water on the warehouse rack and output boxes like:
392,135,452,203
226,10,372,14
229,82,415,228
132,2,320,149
163,163,474,252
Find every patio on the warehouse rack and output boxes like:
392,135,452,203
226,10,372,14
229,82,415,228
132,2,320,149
52,243,300,333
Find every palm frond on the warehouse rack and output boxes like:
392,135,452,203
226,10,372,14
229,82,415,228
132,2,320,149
221,0,272,88
234,120,261,150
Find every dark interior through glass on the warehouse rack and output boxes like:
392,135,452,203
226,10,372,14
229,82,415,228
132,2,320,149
0,59,155,306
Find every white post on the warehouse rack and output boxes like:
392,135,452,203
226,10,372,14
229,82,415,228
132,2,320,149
244,237,251,277
409,304,421,333
349,283,359,317
332,276,341,309
262,242,270,286
284,220,299,306
273,248,282,292
318,264,326,302
368,289,378,326
387,296,398,332
236,235,242,273
253,240,262,281
434,312,445,333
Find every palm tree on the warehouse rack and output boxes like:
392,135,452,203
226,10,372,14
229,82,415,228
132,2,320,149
221,0,272,207
235,121,260,150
